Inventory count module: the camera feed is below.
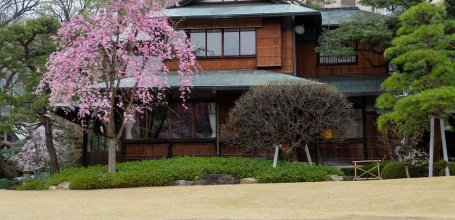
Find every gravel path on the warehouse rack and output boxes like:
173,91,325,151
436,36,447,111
1,177,454,220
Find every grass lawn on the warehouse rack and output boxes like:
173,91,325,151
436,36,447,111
1,177,454,220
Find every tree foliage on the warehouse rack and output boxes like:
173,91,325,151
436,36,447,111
220,80,352,163
317,0,432,64
0,17,62,174
359,0,426,12
42,0,198,173
376,3,455,131
317,13,394,67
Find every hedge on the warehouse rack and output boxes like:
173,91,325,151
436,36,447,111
381,161,455,179
0,179,15,189
18,157,343,190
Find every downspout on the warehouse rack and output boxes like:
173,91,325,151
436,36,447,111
292,15,297,77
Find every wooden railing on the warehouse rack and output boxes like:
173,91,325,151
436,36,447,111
353,160,382,180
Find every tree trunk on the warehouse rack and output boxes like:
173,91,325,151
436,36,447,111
0,154,15,179
434,119,441,162
107,138,117,173
106,121,117,173
304,143,313,165
404,165,410,178
44,117,60,174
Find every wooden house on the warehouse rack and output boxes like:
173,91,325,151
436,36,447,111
83,0,388,165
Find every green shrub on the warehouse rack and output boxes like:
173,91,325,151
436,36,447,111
0,179,15,189
16,180,48,190
19,157,343,190
381,161,428,179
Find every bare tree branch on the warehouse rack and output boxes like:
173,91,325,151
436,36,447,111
0,0,40,28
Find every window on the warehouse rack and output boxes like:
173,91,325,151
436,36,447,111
318,43,357,65
126,102,217,139
240,30,256,55
189,29,256,57
224,29,240,56
345,109,363,138
207,30,222,56
190,31,206,56
195,0,263,2
87,132,107,152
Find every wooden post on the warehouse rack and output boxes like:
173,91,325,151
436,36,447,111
273,144,280,168
316,142,322,164
354,161,357,180
439,118,451,176
429,116,435,177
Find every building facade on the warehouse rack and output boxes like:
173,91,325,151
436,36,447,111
83,0,388,166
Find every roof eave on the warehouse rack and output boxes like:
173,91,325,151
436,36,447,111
168,11,320,19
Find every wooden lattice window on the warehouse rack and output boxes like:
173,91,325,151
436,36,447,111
318,43,357,65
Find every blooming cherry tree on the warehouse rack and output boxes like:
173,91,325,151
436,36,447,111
41,0,197,173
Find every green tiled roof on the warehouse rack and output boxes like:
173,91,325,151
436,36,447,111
309,75,386,95
318,7,377,26
113,70,314,90
165,3,318,19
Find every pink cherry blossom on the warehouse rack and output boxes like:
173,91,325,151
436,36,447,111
41,0,197,130
40,0,198,172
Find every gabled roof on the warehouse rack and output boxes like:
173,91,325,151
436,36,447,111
318,7,379,26
166,1,318,19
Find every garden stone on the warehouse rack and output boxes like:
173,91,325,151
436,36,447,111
49,186,57,190
327,175,343,181
199,174,238,185
172,180,195,186
185,181,195,186
57,182,70,190
240,178,257,184
173,180,186,186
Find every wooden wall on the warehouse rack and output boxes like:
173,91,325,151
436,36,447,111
174,18,262,29
256,19,282,67
296,41,387,77
279,27,294,74
192,58,257,70
167,17,293,74
123,142,217,160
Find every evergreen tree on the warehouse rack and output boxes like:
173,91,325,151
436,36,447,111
0,17,61,174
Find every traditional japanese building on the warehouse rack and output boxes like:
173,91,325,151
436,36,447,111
83,0,388,165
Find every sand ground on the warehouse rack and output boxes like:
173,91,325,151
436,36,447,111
0,177,454,220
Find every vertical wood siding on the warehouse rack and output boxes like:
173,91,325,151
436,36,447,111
256,18,282,67
296,41,387,77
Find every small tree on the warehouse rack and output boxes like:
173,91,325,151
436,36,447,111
378,122,424,178
0,17,61,174
376,3,455,176
42,0,197,173
220,80,352,164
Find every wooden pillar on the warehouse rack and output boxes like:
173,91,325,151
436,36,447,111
215,90,220,156
362,98,368,160
316,142,322,164
439,118,451,176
